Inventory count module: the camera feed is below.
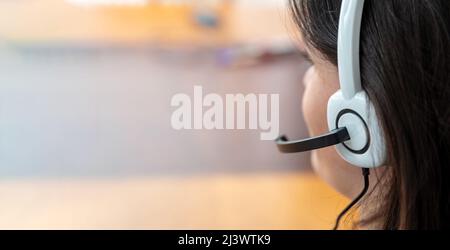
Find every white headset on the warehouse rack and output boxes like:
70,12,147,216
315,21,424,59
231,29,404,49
276,0,386,168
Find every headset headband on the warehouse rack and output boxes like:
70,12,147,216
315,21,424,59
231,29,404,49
338,0,365,100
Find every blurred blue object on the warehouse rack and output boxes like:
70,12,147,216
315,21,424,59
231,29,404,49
194,9,220,28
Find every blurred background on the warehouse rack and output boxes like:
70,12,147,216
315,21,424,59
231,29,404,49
0,0,349,229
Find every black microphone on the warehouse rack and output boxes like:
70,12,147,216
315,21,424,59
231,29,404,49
275,127,350,153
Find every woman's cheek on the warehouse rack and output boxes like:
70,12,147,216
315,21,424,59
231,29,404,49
301,66,330,140
301,65,363,198
302,67,329,173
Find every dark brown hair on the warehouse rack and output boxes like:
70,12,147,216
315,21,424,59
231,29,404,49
290,0,450,229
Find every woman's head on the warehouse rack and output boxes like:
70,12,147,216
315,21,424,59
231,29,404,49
291,0,450,229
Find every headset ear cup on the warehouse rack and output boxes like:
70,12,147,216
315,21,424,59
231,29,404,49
327,90,386,168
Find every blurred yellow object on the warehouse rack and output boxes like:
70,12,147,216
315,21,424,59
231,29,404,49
0,172,353,229
0,0,289,46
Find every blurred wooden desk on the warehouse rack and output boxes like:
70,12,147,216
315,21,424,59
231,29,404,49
0,172,350,229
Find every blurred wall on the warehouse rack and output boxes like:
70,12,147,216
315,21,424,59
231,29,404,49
0,0,310,178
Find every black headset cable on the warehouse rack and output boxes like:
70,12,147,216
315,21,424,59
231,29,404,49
333,168,370,230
